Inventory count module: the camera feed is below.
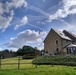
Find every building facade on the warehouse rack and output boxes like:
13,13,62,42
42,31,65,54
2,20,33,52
44,28,76,55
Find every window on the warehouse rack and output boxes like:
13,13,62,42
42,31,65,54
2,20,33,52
55,48,59,55
67,48,71,54
56,48,59,52
56,40,59,44
45,50,48,53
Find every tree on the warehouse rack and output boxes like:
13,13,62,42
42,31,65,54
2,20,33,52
17,48,23,56
17,45,34,56
17,45,41,56
33,47,38,51
3,49,9,53
33,47,41,56
22,45,34,53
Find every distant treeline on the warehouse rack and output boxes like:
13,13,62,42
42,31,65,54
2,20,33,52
0,45,44,58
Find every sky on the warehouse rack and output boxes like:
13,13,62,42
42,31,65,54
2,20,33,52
0,0,76,51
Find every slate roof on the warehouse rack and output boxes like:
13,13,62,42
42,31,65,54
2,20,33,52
63,30,76,38
44,28,75,42
67,44,76,48
53,29,72,40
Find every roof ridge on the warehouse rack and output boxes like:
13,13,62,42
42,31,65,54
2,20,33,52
52,29,71,40
43,28,72,42
63,30,76,38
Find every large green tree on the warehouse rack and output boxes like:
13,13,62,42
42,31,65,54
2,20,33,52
17,45,39,56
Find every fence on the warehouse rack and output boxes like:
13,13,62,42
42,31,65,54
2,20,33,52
33,55,76,68
0,56,35,69
0,55,76,69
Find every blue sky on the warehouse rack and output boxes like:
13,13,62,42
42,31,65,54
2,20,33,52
0,0,76,51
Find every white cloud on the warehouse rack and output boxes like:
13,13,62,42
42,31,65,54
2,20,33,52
0,0,28,31
47,0,76,33
48,0,76,22
4,30,47,48
0,3,3,14
14,16,28,30
21,16,28,25
8,48,18,52
0,47,2,51
14,15,47,31
12,0,27,8
3,0,27,13
0,10,14,32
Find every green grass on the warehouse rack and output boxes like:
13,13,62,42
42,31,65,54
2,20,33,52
0,57,76,75
1,57,33,69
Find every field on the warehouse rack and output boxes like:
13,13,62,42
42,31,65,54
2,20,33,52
0,57,76,75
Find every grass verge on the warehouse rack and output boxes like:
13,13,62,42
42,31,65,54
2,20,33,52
0,57,76,75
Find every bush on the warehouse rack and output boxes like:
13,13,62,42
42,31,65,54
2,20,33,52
22,56,35,59
32,56,76,66
22,53,36,59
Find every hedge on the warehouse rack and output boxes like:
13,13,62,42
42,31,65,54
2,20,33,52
32,56,76,66
22,53,36,59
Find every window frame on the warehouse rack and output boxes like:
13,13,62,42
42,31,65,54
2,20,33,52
55,40,59,45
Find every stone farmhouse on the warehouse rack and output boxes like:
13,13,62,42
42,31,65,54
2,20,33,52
44,28,76,55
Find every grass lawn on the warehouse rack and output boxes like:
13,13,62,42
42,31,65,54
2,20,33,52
0,57,76,75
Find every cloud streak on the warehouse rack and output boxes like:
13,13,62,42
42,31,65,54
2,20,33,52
28,23,46,31
14,16,46,31
14,16,28,30
58,19,76,32
28,4,50,17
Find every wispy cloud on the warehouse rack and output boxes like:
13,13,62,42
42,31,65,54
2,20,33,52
28,4,50,17
58,19,76,33
28,23,46,31
0,10,14,32
14,15,46,31
48,0,76,22
13,1,61,31
0,0,27,32
14,16,28,30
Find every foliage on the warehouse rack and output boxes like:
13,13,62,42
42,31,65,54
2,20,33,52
32,56,76,66
2,49,9,52
17,45,40,56
22,54,36,59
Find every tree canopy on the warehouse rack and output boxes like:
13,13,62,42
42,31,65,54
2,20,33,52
17,45,39,56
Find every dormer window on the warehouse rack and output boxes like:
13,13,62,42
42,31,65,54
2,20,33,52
56,40,59,44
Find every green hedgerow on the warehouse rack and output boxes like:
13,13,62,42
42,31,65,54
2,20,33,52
32,56,76,66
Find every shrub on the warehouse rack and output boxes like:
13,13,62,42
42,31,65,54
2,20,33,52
32,56,76,66
22,55,35,59
22,53,36,59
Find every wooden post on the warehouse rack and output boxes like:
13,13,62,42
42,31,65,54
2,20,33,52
36,56,37,68
0,56,2,69
51,55,54,67
18,56,20,69
67,56,68,67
